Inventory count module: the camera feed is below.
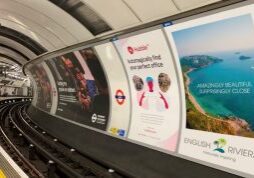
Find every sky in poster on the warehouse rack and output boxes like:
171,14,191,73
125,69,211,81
173,14,254,57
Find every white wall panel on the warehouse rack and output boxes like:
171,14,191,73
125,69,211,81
123,0,179,22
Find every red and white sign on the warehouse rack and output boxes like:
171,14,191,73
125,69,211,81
127,44,149,54
94,43,131,137
115,89,126,105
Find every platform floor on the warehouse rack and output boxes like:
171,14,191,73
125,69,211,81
0,146,28,178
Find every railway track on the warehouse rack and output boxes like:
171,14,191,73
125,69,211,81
0,99,126,178
0,101,44,178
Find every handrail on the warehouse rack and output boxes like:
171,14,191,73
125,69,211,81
22,0,247,75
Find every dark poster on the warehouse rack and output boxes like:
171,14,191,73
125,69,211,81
46,48,109,130
29,64,52,112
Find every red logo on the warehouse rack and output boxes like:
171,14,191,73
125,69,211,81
115,89,126,105
127,46,134,54
127,44,149,54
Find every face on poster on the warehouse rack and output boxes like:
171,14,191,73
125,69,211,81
114,29,181,151
95,43,131,137
46,48,110,130
29,63,52,112
165,4,254,176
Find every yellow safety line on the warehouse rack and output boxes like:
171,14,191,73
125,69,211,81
0,169,6,178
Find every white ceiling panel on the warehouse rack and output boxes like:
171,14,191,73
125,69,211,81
0,0,93,50
0,36,37,60
0,0,75,46
0,0,229,54
173,0,221,11
123,0,179,22
0,10,66,49
81,0,141,31
15,0,94,44
0,19,56,51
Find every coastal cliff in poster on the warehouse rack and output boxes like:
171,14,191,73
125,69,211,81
164,5,254,175
172,14,254,138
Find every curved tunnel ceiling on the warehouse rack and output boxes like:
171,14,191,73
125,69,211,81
0,26,46,55
0,0,224,66
0,53,22,66
0,26,47,66
0,46,26,65
0,54,21,66
0,44,30,61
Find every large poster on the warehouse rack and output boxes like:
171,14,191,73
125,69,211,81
165,4,254,176
114,29,181,151
29,63,52,112
46,48,110,130
95,43,131,137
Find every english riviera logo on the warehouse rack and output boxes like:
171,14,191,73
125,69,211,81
213,138,227,153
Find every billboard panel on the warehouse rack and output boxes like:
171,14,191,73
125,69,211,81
46,48,110,130
165,4,254,176
114,29,181,151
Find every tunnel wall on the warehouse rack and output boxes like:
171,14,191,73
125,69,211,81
25,1,254,177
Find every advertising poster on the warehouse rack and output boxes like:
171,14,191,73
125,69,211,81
165,4,254,176
42,62,58,114
114,29,181,151
29,64,52,112
46,48,110,130
95,43,131,137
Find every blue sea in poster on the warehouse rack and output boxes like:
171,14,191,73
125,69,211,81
187,50,254,129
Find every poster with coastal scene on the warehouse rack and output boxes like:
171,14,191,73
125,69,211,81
174,14,254,138
165,4,254,176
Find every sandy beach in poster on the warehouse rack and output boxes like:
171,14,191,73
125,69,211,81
184,69,206,115
172,14,254,137
183,67,252,136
